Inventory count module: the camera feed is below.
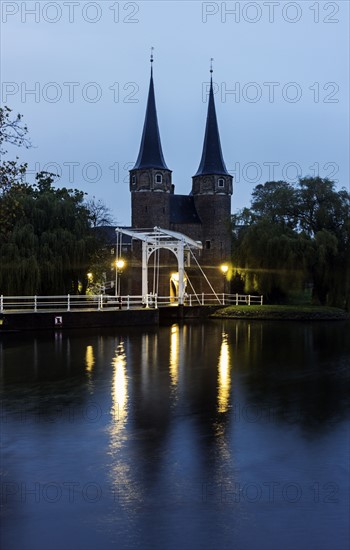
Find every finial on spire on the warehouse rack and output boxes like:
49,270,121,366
210,57,214,74
150,46,154,64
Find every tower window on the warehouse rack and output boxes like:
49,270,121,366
218,178,225,188
205,240,211,249
155,173,162,184
132,175,136,185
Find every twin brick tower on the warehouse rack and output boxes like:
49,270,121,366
124,56,233,298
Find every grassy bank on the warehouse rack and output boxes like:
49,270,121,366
211,305,350,321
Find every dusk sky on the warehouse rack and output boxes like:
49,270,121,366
1,0,349,225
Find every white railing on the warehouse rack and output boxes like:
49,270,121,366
0,294,143,312
0,293,263,313
186,293,263,306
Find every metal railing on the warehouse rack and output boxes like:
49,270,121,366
0,294,144,312
0,293,263,313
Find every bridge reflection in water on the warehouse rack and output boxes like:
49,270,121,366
1,320,349,550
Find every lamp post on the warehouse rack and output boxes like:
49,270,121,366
87,272,93,294
220,264,229,296
115,259,125,298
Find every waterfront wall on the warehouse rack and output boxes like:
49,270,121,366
159,305,221,322
0,308,159,332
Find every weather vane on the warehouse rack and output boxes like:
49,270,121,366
210,57,214,74
150,46,154,64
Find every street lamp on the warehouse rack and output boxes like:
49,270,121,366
220,264,229,295
87,272,93,293
115,259,125,297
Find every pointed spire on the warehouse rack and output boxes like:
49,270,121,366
194,64,229,177
210,57,214,74
133,50,169,170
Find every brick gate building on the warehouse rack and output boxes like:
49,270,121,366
111,58,233,298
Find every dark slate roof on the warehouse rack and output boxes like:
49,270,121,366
194,77,229,176
133,68,169,170
170,195,202,224
94,226,132,246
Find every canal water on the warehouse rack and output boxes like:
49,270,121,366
1,320,349,550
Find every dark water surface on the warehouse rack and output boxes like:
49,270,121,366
1,320,349,550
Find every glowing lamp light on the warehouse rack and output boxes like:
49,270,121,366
116,259,125,270
220,264,229,275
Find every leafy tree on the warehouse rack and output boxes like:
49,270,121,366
0,107,31,236
0,106,31,153
85,197,116,227
232,178,350,308
232,217,307,302
296,177,349,237
251,180,297,228
295,178,350,307
0,107,113,295
0,173,100,294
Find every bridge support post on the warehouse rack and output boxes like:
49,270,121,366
177,242,185,305
142,242,148,306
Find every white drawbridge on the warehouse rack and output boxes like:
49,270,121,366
115,226,203,306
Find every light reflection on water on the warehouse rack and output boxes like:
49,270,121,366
111,341,128,426
85,345,95,374
108,340,143,515
217,332,231,414
169,324,179,390
1,320,349,550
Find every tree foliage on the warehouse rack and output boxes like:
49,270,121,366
0,173,101,294
0,106,32,195
0,107,112,295
85,197,116,227
0,106,31,154
232,178,350,309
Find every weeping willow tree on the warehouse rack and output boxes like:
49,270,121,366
232,219,308,303
0,173,100,295
0,107,108,296
232,178,350,308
